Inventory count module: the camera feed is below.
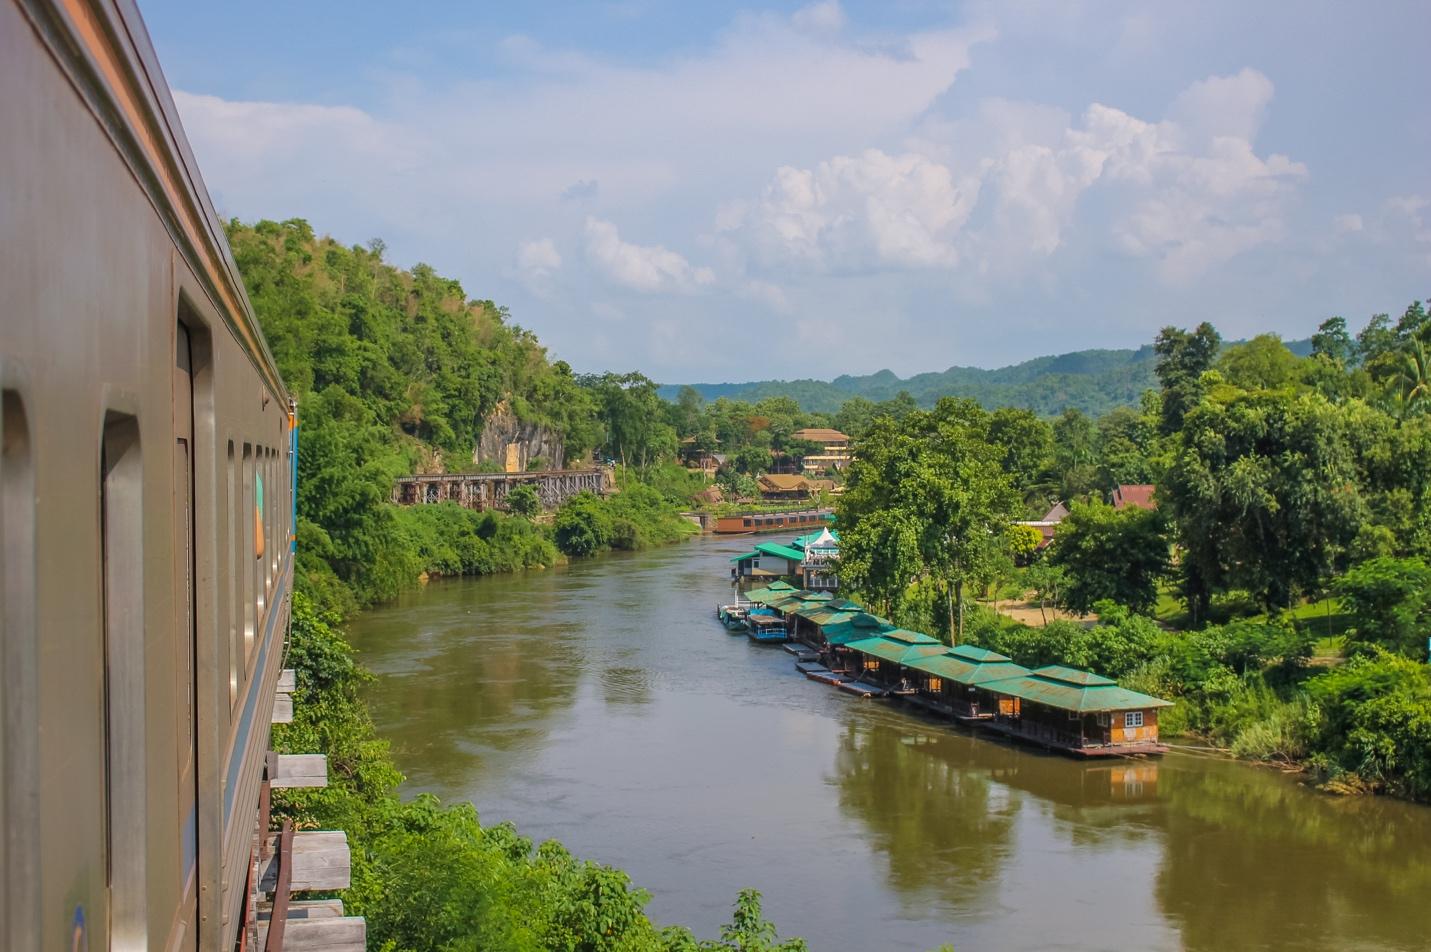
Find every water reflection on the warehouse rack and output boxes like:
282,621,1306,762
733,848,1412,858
832,720,1018,900
352,536,1431,952
1154,758,1431,951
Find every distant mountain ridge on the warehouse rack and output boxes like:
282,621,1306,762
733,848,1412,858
662,339,1313,417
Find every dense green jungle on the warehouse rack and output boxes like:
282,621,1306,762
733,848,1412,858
234,217,1431,951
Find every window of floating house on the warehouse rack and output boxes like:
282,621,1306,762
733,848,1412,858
1125,711,1144,728
926,677,943,693
863,656,879,672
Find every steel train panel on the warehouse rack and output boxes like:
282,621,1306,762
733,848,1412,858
2,1,295,948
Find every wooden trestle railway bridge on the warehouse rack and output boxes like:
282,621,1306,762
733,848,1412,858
392,466,615,511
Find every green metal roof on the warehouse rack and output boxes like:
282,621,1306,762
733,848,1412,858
819,611,893,643
946,644,1012,664
827,598,862,611
1032,664,1117,687
845,632,944,665
904,651,1030,686
744,581,799,602
981,665,1173,712
754,541,806,561
730,550,762,563
791,605,852,625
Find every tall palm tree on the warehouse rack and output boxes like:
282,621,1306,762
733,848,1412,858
1393,337,1431,420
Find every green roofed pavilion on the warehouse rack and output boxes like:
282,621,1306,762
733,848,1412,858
754,541,806,562
821,612,894,646
744,581,799,603
982,665,1173,713
845,629,944,665
905,645,1030,686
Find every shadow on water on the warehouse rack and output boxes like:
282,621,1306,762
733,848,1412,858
351,535,1431,952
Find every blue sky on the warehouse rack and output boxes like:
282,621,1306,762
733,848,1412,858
142,1,1430,382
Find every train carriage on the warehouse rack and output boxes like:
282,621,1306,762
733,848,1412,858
1,0,319,947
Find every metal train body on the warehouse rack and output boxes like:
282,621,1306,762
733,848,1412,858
2,0,295,948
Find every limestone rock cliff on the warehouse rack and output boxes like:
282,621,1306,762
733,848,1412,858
474,400,565,472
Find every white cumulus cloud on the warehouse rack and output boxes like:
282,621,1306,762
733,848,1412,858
584,218,715,293
722,149,979,272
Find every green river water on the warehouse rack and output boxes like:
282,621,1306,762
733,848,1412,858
349,534,1431,952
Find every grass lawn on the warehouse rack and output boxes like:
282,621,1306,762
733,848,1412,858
1152,584,1351,659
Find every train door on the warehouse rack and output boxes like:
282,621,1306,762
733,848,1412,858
173,324,199,948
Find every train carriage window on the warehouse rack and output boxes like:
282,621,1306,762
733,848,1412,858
2,391,38,950
227,441,239,707
101,412,148,944
242,444,254,653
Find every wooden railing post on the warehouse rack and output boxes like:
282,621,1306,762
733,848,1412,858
264,820,295,951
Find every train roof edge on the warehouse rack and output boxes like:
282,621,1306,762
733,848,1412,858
17,0,289,400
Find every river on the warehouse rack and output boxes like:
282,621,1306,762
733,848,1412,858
349,534,1431,952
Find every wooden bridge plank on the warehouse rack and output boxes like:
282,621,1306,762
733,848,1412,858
277,668,296,693
256,916,365,951
258,831,350,892
272,754,327,789
272,693,293,724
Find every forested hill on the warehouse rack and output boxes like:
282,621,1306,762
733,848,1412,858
666,339,1313,416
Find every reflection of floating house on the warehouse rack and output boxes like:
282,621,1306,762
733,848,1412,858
980,666,1171,756
714,509,833,534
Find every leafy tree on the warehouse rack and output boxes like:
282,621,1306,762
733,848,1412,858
1154,322,1222,434
506,483,541,519
553,492,615,556
1216,334,1303,390
987,407,1054,498
1335,556,1431,657
1052,408,1099,499
1096,405,1157,490
1164,388,1368,619
1307,652,1431,800
1312,316,1355,366
732,445,772,475
1024,560,1065,625
838,398,1018,640
1048,500,1169,615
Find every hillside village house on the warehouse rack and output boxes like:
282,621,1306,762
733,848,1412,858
1112,484,1157,510
792,428,854,473
1015,501,1069,550
758,473,818,501
678,437,723,478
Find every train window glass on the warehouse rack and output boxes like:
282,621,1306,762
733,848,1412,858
254,449,265,619
242,444,254,654
227,441,238,708
2,391,38,950
268,450,278,584
101,412,148,944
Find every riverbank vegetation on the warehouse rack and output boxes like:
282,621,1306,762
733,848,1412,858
834,306,1431,802
235,218,804,949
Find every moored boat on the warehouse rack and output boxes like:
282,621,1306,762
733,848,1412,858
746,610,789,643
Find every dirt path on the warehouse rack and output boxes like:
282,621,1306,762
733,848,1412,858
985,597,1098,628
